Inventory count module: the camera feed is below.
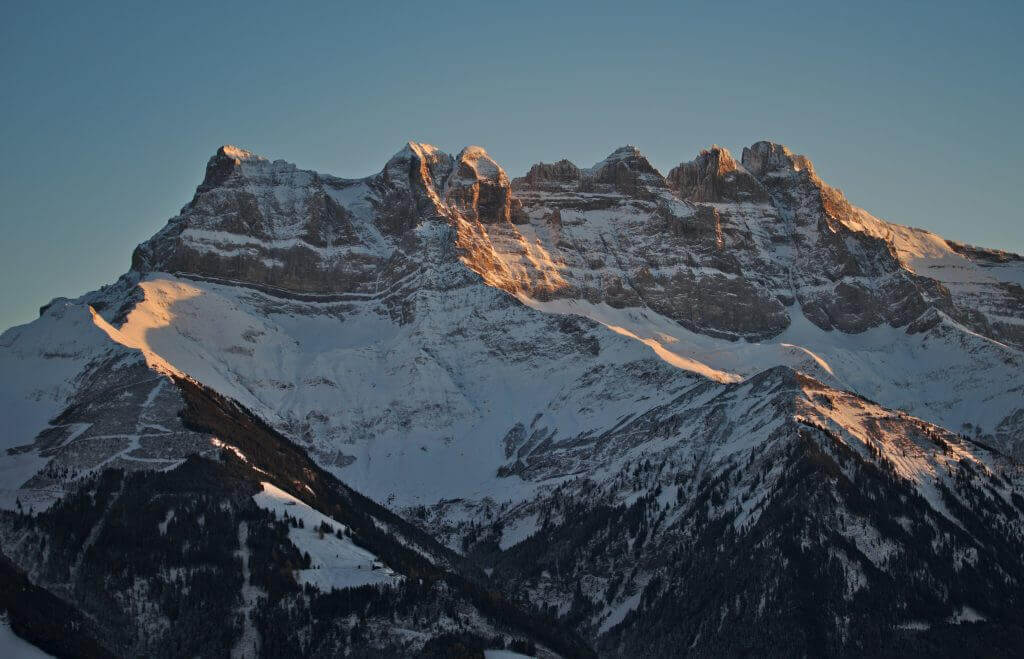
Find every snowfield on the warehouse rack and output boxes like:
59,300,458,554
253,482,399,591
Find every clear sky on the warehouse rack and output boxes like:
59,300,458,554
2,1,1021,331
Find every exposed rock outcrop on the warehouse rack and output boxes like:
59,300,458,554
445,146,526,224
522,159,582,189
667,145,766,203
128,139,1023,350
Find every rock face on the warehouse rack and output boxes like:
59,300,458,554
2,138,1024,657
585,145,667,195
76,138,1024,458
131,145,377,294
445,146,526,224
523,159,582,188
666,145,766,203
736,141,931,333
497,145,795,339
129,139,1024,350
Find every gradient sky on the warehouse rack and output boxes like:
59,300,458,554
2,1,1022,331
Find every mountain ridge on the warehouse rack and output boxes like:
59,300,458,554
1,138,1023,657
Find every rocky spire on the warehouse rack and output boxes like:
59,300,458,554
740,141,815,180
445,146,525,224
585,146,666,193
521,159,582,186
667,145,766,203
196,145,268,194
379,142,453,204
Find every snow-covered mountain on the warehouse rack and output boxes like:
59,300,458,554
1,140,1022,657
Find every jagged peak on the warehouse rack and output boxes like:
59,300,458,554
740,141,866,227
537,157,579,169
606,144,643,158
197,144,270,192
741,140,816,179
378,141,455,208
705,144,738,170
456,145,505,182
445,145,523,224
387,141,446,165
586,145,665,189
407,140,443,158
216,144,265,163
458,144,490,159
682,145,741,175
668,144,764,203
589,145,648,170
520,158,582,185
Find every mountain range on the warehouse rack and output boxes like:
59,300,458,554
1,139,1023,657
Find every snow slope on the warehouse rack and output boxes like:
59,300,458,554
0,618,53,659
253,482,399,591
519,295,1024,442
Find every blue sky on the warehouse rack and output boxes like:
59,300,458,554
2,1,1021,331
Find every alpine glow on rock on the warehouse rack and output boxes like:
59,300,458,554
1,141,1023,657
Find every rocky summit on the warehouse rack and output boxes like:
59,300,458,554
2,140,1023,657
